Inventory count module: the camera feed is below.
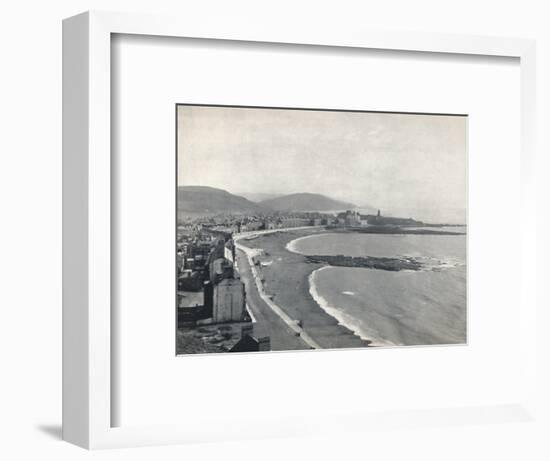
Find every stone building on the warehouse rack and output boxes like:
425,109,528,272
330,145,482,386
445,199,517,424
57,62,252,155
209,257,234,284
212,277,246,323
224,239,235,263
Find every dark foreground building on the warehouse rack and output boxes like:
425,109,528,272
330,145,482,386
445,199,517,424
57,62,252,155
229,334,271,353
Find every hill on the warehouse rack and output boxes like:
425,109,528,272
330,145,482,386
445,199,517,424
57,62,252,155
177,186,263,215
236,192,282,203
259,193,356,212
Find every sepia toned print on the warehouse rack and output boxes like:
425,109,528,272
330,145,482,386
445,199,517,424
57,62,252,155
176,104,467,355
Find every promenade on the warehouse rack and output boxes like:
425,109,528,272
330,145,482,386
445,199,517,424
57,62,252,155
234,228,371,350
235,241,321,350
235,246,312,351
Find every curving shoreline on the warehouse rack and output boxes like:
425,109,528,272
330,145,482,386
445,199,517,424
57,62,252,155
307,266,369,340
307,267,396,347
285,233,320,254
235,228,371,349
291,230,468,346
235,240,321,349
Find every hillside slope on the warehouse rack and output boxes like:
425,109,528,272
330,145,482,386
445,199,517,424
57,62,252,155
259,193,356,211
177,186,263,214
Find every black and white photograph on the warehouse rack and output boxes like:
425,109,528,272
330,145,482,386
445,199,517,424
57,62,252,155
176,104,467,354
2,1,545,457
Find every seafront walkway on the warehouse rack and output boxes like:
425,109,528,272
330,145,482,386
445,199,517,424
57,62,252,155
234,228,322,350
234,225,323,240
235,248,307,350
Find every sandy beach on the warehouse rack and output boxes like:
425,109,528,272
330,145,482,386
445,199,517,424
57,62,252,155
236,228,370,350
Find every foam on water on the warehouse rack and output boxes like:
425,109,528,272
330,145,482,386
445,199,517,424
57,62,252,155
292,231,467,346
308,267,398,347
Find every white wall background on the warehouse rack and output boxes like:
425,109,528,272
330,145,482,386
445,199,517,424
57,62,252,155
0,0,548,459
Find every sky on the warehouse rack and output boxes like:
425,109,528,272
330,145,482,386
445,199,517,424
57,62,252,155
177,105,467,223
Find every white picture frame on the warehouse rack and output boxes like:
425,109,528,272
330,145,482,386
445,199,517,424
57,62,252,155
62,10,537,449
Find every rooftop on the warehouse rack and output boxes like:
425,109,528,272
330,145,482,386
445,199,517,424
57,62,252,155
178,291,204,308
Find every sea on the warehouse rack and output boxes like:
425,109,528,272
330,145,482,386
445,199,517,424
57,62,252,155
286,230,467,347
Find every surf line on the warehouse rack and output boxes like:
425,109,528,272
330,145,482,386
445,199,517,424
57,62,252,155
234,238,321,350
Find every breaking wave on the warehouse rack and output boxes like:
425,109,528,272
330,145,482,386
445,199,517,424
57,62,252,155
308,267,398,347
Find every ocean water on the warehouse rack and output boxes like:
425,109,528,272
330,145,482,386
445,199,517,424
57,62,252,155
288,231,467,347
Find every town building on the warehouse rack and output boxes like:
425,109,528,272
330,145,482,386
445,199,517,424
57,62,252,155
335,210,361,227
177,291,208,327
177,269,203,291
241,220,264,232
363,209,424,226
209,257,234,284
279,217,310,228
212,277,246,323
229,334,271,352
224,239,235,263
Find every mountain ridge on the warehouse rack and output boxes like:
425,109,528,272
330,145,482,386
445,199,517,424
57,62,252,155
178,186,360,214
177,185,263,214
259,192,356,212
